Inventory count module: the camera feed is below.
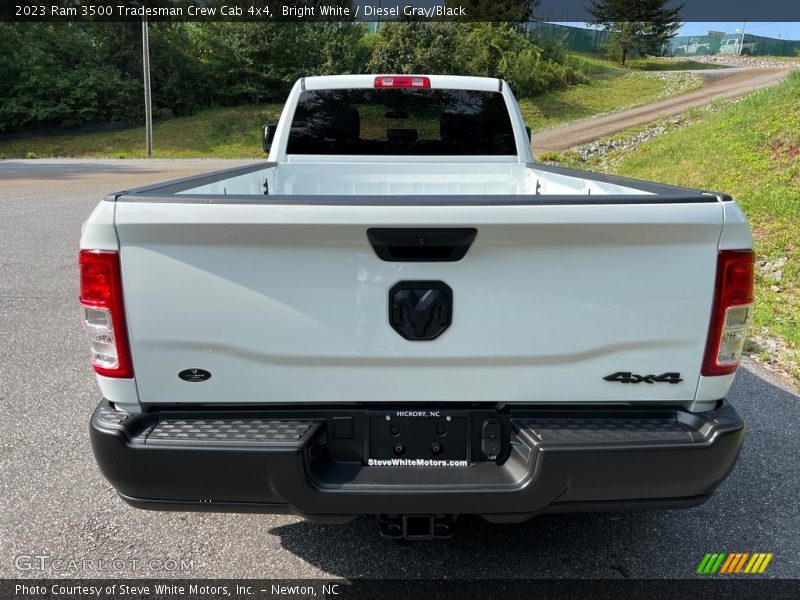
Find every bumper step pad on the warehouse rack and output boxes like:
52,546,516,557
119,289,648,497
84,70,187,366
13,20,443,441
515,416,695,445
143,418,315,446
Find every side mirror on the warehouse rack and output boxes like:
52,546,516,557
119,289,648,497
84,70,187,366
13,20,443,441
261,124,277,153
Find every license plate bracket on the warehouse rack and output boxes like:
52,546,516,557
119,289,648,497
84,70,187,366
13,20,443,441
367,410,469,462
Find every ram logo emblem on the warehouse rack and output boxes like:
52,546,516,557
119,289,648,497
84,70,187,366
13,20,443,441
389,281,452,340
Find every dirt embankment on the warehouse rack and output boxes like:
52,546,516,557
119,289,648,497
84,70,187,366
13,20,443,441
532,67,792,156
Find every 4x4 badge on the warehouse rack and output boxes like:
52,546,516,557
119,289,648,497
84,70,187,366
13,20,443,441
603,372,682,384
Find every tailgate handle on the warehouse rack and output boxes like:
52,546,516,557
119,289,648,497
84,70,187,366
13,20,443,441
367,228,477,262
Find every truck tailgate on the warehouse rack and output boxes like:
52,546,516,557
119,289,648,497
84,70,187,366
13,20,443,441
114,200,723,405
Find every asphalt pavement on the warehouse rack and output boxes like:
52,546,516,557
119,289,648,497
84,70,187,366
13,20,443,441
0,159,798,579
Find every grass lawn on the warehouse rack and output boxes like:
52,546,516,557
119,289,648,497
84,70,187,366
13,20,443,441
519,71,701,131
605,72,800,379
0,104,284,160
564,53,626,76
626,58,730,70
0,67,703,159
760,55,800,62
566,51,730,72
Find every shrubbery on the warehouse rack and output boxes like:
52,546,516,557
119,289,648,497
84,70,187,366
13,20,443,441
0,22,587,132
0,24,142,129
368,23,587,96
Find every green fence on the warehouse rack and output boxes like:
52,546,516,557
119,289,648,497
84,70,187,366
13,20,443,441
665,33,800,58
525,22,609,54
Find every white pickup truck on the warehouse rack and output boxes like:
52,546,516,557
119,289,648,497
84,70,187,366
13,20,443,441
719,36,758,56
84,75,752,540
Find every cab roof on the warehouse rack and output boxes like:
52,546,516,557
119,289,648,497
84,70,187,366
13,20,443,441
301,74,504,93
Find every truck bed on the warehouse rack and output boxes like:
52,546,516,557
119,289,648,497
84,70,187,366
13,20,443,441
124,161,695,199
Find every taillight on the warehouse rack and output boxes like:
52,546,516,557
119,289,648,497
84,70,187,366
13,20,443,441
374,76,430,88
79,250,133,378
702,250,755,376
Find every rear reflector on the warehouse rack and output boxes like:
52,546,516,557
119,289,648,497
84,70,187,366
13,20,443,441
702,250,755,376
374,76,430,88
79,250,133,378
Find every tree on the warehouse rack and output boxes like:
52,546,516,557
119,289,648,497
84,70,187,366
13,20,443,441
367,23,586,97
0,24,142,131
367,22,429,74
588,0,682,65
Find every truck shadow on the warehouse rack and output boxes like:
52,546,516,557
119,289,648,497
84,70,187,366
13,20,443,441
270,512,656,578
268,366,799,578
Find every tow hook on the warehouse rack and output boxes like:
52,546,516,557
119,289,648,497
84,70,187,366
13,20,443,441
377,514,456,540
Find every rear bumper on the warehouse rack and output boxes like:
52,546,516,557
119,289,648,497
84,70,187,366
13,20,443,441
90,400,744,523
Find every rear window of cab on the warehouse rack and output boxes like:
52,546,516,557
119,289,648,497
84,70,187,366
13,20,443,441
287,88,517,156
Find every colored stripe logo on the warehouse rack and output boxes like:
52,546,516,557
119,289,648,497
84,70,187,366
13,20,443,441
696,552,773,574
